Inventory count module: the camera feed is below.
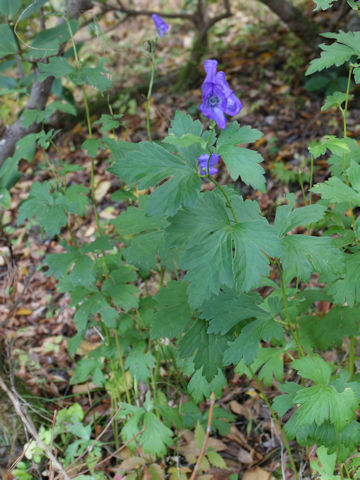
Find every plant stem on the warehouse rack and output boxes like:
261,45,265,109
349,336,355,381
208,176,239,224
114,332,132,404
276,261,305,357
343,64,353,142
248,366,298,480
189,393,216,480
309,154,314,206
145,43,157,142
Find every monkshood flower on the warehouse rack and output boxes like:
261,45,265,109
199,59,242,129
197,153,220,175
152,14,169,38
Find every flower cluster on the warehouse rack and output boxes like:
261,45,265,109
152,14,169,38
199,59,242,129
197,153,220,176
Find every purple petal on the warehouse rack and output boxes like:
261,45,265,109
210,107,227,129
224,93,242,116
203,59,218,85
215,71,233,98
152,14,169,37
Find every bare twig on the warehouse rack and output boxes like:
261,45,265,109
189,393,216,480
0,374,71,480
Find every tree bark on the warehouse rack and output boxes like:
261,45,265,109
259,0,319,47
0,0,93,168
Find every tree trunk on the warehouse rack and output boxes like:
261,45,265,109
0,0,93,168
259,0,319,47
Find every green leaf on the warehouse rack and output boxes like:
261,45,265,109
13,134,37,163
17,181,67,237
347,160,360,192
73,292,118,330
218,146,265,191
111,141,201,216
312,176,360,205
151,281,192,339
125,343,156,382
112,202,165,235
124,230,164,272
274,198,326,236
299,307,360,350
64,184,89,215
68,59,112,92
25,20,80,59
68,254,95,288
224,317,283,365
217,123,263,146
199,288,266,335
328,252,360,306
82,138,103,158
280,234,344,282
273,382,302,417
217,122,265,190
188,369,211,403
0,24,18,58
71,357,105,386
168,110,203,137
45,100,77,117
163,133,206,149
38,57,76,81
292,355,332,385
0,188,11,209
140,412,173,456
322,91,349,111
207,450,228,469
0,0,21,15
179,320,228,381
102,267,138,312
94,113,123,132
311,446,339,480
312,0,335,10
169,190,281,308
290,385,358,431
354,67,360,84
194,421,205,448
306,31,360,76
253,347,285,386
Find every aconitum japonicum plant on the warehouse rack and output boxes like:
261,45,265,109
152,14,169,38
199,59,242,129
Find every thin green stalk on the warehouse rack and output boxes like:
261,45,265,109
114,332,131,404
145,43,157,142
349,336,355,381
298,170,306,206
343,64,353,142
276,261,305,357
159,266,166,288
208,176,239,224
248,365,298,480
309,154,314,206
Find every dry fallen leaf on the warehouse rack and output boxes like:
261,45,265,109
242,467,270,480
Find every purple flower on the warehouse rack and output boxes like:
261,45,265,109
199,59,242,129
152,14,169,38
197,153,220,176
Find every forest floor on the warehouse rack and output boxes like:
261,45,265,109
1,0,360,479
